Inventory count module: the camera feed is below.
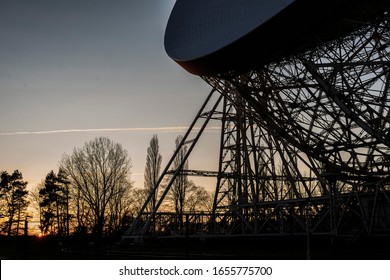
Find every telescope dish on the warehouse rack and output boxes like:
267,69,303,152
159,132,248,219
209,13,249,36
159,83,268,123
165,0,389,76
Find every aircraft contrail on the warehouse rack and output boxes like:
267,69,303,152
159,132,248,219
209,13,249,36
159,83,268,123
0,126,220,136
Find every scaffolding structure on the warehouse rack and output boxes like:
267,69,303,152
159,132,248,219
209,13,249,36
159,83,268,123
124,11,390,240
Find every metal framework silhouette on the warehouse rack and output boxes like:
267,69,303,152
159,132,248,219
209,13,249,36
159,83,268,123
124,12,390,240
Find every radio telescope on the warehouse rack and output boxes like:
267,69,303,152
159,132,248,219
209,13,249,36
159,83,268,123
125,0,390,245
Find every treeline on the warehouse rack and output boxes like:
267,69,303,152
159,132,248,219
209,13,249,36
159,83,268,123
0,135,212,238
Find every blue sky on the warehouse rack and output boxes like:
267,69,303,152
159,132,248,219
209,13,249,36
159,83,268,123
0,0,218,189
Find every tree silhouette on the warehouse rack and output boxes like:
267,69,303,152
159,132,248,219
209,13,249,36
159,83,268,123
0,170,29,236
170,135,191,216
61,136,132,238
38,169,70,236
144,134,162,212
162,136,198,233
57,168,71,237
185,184,212,213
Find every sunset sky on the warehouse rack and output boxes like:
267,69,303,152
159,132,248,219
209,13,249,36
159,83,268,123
0,0,220,191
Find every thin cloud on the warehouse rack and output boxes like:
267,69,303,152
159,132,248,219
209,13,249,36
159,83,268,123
0,126,220,136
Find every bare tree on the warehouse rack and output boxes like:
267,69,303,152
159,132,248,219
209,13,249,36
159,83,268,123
144,134,162,212
130,188,149,216
185,184,213,213
106,178,134,236
167,136,195,216
60,137,132,238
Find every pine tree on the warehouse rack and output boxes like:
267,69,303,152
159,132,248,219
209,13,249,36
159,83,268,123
39,170,70,236
0,170,29,236
57,168,71,237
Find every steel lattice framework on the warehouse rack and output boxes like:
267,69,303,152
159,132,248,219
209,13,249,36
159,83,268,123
204,14,390,236
206,16,390,177
209,93,326,235
124,12,390,240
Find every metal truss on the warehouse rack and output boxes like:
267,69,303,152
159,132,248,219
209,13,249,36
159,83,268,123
205,15,390,178
124,13,390,240
202,13,390,236
209,93,327,235
124,89,223,236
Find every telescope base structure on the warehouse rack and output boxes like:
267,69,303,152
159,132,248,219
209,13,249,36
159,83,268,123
124,94,390,240
123,14,390,253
